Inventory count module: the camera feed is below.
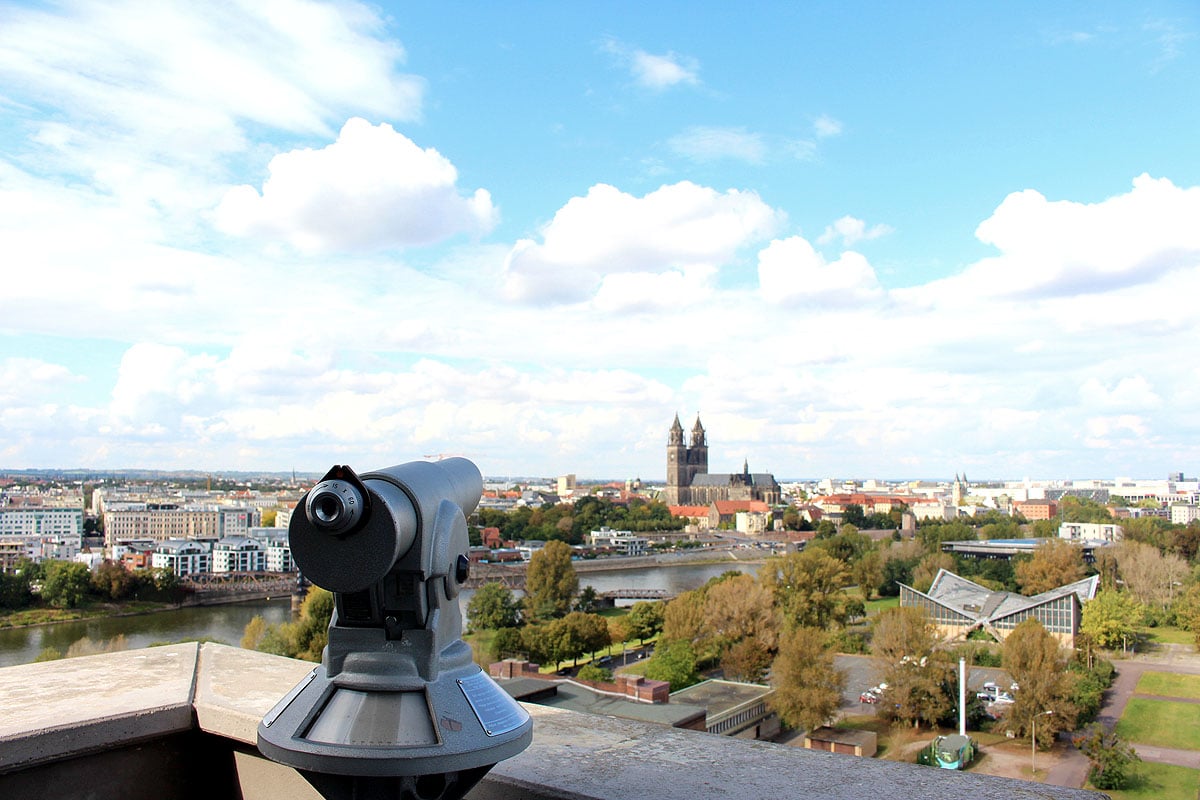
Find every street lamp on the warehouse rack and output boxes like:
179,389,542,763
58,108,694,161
1031,709,1054,775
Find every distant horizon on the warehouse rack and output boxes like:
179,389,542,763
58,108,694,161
0,464,1191,487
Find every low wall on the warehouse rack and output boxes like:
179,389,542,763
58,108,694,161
0,644,1107,800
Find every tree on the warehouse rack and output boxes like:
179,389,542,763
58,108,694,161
1073,724,1139,790
1080,590,1142,649
1002,618,1076,747
91,560,135,601
702,574,778,658
556,612,611,664
769,626,846,732
1114,540,1189,614
1015,539,1086,595
871,607,952,729
575,585,601,613
523,540,578,621
41,561,92,608
722,638,773,682
577,663,612,683
853,549,884,601
492,627,525,659
642,639,700,690
251,588,333,662
624,600,665,643
661,589,707,644
467,582,520,631
760,548,851,629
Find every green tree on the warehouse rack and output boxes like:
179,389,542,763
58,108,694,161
1015,539,1086,595
1002,618,1076,747
853,549,884,601
41,561,92,608
523,540,578,621
624,600,665,643
493,626,524,659
871,606,952,729
760,548,851,629
251,587,333,662
467,582,520,631
1080,590,1142,649
1073,724,1139,790
91,560,134,601
553,611,611,665
769,626,846,732
642,639,701,690
576,663,612,682
575,585,601,613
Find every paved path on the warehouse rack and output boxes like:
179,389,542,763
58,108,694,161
1045,648,1200,789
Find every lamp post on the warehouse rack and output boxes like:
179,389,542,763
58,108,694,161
1031,709,1054,775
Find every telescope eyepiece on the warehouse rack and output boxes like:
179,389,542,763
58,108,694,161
305,478,364,535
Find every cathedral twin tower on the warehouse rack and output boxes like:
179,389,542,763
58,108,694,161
663,414,781,507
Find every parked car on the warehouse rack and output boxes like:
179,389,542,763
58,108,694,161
976,682,1015,704
859,689,879,704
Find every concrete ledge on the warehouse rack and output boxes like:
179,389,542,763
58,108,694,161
0,644,1107,800
0,643,199,772
193,643,315,744
483,706,1105,800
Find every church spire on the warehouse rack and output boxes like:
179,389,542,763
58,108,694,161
669,414,684,445
691,415,706,447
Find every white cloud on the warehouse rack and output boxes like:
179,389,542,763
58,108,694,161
0,0,423,209
1079,376,1162,410
502,181,783,304
602,38,699,90
817,215,894,247
668,127,766,164
813,114,843,138
215,118,496,252
757,236,883,304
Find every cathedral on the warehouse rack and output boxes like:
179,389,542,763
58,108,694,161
663,414,781,506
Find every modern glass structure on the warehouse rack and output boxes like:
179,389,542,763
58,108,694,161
899,570,1098,647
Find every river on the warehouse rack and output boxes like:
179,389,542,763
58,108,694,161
0,561,760,668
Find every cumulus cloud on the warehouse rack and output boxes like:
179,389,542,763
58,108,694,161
215,118,496,252
923,175,1200,301
757,236,883,304
817,215,894,247
1079,376,1162,410
668,127,766,164
602,38,700,90
502,181,783,305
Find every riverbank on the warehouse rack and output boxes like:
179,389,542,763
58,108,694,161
0,600,180,631
565,547,768,574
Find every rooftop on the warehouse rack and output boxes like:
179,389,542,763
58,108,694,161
0,643,1105,800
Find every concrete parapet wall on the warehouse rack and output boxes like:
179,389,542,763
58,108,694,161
0,644,1106,800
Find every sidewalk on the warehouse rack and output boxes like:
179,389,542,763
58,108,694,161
1045,646,1200,789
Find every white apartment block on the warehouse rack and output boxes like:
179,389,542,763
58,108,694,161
1171,505,1200,525
1059,522,1123,542
589,528,649,556
735,511,770,535
266,541,295,573
0,507,83,539
211,537,266,573
151,540,211,577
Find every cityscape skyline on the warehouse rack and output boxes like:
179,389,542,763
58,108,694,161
1,2,1198,480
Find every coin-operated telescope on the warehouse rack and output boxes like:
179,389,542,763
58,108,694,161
258,458,532,800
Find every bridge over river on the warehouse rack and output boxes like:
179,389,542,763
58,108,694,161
462,564,675,605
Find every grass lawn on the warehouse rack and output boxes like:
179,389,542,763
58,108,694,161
1136,671,1200,700
1115,698,1200,750
1141,626,1196,646
1091,762,1200,800
864,596,900,615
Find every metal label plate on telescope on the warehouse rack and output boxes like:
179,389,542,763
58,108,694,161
458,671,529,737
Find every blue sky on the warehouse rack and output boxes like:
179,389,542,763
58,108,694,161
1,1,1198,481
